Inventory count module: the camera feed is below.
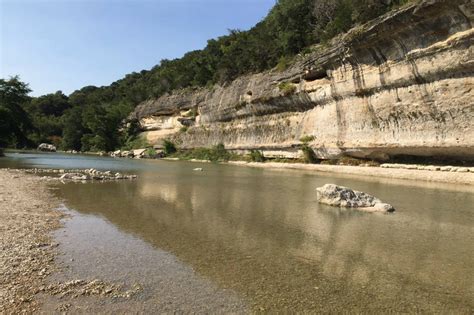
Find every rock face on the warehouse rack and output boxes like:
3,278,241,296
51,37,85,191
129,0,474,161
316,184,395,213
37,143,57,152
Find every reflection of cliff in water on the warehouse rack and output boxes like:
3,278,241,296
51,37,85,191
55,166,474,311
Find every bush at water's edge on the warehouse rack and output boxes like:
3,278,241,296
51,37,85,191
0,148,4,157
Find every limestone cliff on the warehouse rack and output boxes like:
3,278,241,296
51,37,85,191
129,0,474,161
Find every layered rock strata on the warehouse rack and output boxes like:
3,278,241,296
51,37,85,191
129,0,474,161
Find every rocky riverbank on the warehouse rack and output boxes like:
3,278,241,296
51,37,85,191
227,161,474,186
0,169,141,313
22,168,138,181
0,169,64,312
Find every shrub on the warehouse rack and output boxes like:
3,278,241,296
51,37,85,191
276,56,292,72
145,147,157,158
180,126,188,133
301,144,318,163
278,82,297,96
171,143,231,162
299,135,315,143
163,139,177,156
123,136,149,150
249,150,266,162
209,143,230,162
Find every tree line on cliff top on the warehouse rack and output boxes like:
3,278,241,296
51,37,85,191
1,0,410,152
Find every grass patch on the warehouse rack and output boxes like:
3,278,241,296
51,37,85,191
249,150,266,162
170,143,233,162
122,136,149,151
278,82,297,96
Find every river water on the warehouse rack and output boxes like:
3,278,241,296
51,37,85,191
1,152,473,312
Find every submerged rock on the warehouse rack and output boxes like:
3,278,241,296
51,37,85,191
316,184,395,213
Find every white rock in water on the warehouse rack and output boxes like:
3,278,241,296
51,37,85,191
316,184,395,213
37,143,56,152
193,168,203,171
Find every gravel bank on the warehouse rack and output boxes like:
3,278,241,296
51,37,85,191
0,169,63,313
228,161,474,185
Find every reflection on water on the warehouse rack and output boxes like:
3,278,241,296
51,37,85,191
1,152,473,312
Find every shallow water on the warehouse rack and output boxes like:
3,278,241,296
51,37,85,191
1,152,473,312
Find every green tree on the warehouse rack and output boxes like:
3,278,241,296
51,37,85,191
0,76,32,148
61,106,85,151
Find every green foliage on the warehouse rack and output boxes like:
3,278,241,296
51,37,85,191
61,106,85,151
179,126,188,133
145,147,157,157
278,82,297,96
249,150,266,162
301,144,318,164
23,91,69,146
0,76,32,148
171,143,231,162
163,139,177,156
299,135,315,143
299,134,317,163
276,56,293,72
122,136,149,150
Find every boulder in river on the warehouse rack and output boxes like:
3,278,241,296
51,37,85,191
37,143,57,152
316,184,395,213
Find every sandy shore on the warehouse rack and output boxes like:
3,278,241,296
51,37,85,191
227,161,474,185
0,169,63,313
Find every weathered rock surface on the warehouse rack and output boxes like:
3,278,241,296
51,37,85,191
37,143,57,152
129,0,474,161
316,184,395,212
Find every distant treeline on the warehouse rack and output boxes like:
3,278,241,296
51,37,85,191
0,0,410,152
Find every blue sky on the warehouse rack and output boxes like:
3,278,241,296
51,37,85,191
0,0,275,96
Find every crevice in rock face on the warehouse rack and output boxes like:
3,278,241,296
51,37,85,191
303,69,328,82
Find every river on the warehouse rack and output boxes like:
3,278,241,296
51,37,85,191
1,151,473,312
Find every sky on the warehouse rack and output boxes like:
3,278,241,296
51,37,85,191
0,0,276,96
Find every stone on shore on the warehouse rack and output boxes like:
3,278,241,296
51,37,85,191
132,149,147,158
37,143,57,152
316,184,395,213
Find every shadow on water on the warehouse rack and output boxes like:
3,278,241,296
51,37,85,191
1,152,473,312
